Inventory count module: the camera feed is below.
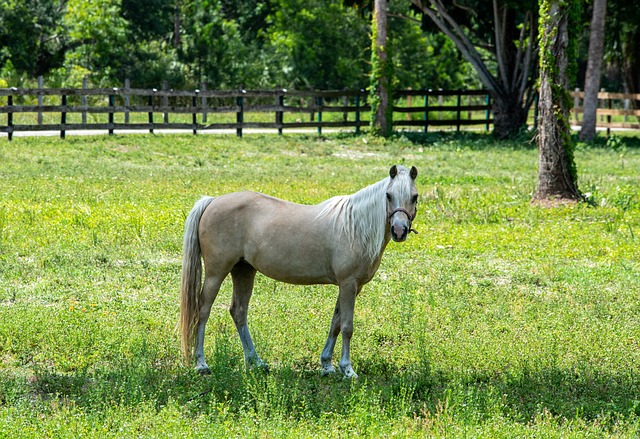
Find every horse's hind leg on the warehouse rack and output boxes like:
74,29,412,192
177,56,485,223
230,261,267,371
320,298,341,376
195,274,225,374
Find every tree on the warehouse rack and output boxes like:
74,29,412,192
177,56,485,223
265,0,369,89
64,0,130,83
605,0,640,100
410,0,538,139
579,0,607,141
532,0,581,204
0,0,67,77
370,0,392,136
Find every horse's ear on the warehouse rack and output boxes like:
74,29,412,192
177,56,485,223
410,166,418,180
389,165,398,179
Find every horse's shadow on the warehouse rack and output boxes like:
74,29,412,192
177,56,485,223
16,348,640,424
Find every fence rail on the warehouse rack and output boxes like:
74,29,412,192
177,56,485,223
0,85,493,140
571,89,640,134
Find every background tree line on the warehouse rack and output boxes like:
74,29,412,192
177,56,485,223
0,0,476,91
0,0,637,141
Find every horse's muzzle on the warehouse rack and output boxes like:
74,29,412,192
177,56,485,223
389,207,417,242
391,223,409,242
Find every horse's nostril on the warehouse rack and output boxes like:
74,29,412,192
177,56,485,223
392,224,408,241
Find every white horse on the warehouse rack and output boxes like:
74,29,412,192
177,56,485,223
180,165,419,378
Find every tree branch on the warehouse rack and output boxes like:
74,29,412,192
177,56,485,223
411,0,501,94
493,0,509,91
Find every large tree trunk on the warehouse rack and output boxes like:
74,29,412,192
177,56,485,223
533,0,581,203
579,0,607,141
370,0,391,137
492,92,528,139
621,27,640,123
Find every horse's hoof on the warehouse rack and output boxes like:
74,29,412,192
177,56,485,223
339,365,358,380
248,360,270,374
321,364,336,376
196,366,211,375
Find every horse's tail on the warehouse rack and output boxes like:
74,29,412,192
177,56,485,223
180,196,215,365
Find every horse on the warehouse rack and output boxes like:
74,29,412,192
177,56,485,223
180,165,419,379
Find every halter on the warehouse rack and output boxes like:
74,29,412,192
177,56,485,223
387,207,418,234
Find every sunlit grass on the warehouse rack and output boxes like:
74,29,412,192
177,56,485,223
0,132,639,437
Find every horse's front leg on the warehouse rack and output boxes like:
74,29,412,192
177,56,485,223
321,282,360,379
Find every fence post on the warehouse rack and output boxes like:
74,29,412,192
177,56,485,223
355,91,361,135
624,93,630,123
124,78,130,125
61,94,67,139
343,94,348,122
573,87,580,124
485,93,491,131
148,89,156,134
275,87,284,135
606,92,612,137
108,90,115,135
38,76,43,125
424,91,430,133
599,88,605,125
162,81,169,124
236,90,245,138
456,91,462,132
7,91,13,141
82,77,88,125
192,90,198,135
201,82,207,123
316,95,323,136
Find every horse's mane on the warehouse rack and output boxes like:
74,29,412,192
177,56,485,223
316,176,390,261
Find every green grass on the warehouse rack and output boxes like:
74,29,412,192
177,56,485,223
1,131,639,437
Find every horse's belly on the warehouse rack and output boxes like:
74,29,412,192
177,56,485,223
245,244,336,285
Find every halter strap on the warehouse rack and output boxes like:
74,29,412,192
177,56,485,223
387,207,419,234
387,207,416,221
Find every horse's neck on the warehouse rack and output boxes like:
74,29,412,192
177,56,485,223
346,178,389,261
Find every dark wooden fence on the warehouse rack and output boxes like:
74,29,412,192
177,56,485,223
0,86,493,140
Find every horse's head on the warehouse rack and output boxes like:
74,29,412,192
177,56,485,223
386,165,419,242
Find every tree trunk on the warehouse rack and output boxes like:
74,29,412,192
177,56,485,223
579,0,607,141
173,0,181,48
370,0,391,137
622,26,640,113
533,0,581,204
492,92,528,139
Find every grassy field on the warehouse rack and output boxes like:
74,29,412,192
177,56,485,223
0,131,639,437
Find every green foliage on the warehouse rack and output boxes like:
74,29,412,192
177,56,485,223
266,0,370,89
0,133,639,436
0,0,66,77
0,0,476,91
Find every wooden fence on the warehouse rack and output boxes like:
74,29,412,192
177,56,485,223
571,88,640,134
0,85,493,140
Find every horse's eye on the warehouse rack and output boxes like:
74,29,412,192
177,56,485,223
386,193,392,201
412,195,418,204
